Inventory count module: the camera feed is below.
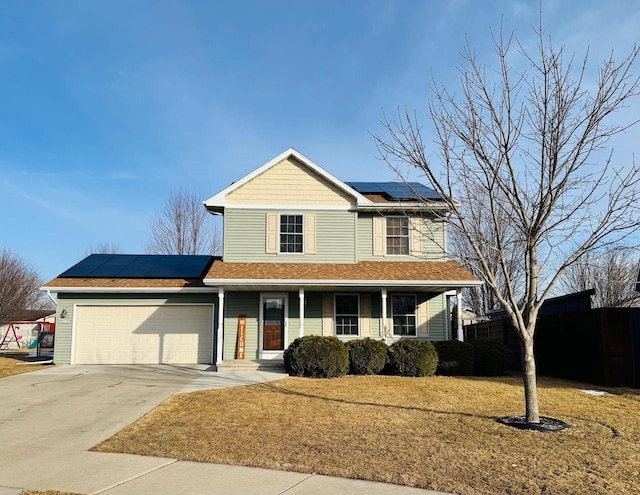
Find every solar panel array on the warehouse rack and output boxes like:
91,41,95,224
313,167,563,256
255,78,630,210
346,181,441,201
59,254,215,279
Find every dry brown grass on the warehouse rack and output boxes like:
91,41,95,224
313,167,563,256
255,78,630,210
0,352,50,378
95,375,640,495
22,491,83,495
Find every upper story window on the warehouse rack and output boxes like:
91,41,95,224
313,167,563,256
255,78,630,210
386,217,409,255
392,294,417,336
335,294,359,336
280,214,303,253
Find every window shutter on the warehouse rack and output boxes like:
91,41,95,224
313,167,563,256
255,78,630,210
266,212,278,254
418,299,429,337
411,218,422,257
322,294,334,336
305,213,316,254
373,216,385,256
360,294,371,337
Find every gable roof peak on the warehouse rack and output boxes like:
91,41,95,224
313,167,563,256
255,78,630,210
204,148,373,212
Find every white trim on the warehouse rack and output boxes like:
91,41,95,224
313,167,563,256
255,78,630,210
278,213,304,254
203,148,373,210
43,287,218,294
70,302,216,365
385,216,410,257
258,292,289,360
204,278,482,288
299,288,305,338
217,289,224,365
334,293,360,337
391,293,418,338
224,203,357,212
381,289,388,340
70,303,78,365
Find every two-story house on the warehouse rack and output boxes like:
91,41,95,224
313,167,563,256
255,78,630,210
43,148,480,368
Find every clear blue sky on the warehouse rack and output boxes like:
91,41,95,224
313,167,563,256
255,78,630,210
1,0,638,281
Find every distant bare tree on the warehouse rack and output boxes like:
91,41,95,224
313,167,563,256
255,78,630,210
560,248,639,308
374,24,640,423
0,249,43,324
83,242,121,257
146,187,222,255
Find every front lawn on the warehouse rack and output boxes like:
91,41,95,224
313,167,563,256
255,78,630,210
0,351,50,378
95,375,640,495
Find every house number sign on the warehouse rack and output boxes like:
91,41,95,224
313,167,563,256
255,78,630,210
237,315,246,360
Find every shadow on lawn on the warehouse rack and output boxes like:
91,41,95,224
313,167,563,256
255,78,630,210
257,381,497,421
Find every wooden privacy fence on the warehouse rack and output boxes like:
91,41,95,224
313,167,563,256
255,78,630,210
464,308,640,388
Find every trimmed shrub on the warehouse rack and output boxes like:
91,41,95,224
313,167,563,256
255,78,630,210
471,340,514,376
388,339,438,377
283,335,349,378
345,338,388,375
434,340,475,376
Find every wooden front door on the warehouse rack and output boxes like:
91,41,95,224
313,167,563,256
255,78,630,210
262,296,285,351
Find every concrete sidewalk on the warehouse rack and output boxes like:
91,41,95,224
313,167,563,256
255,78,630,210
0,365,449,495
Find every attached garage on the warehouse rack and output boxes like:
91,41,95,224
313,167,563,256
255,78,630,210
42,254,219,366
73,304,214,365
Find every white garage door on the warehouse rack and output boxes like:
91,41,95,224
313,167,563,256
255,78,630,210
74,305,214,365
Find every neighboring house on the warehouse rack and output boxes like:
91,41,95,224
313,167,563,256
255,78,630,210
42,148,481,368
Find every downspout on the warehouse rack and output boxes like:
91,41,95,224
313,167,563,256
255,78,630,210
456,289,464,341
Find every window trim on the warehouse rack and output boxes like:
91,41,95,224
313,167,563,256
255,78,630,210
334,293,360,336
278,213,304,254
391,293,417,337
385,216,410,256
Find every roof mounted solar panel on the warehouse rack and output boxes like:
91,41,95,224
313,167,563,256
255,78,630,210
346,181,441,201
58,254,214,279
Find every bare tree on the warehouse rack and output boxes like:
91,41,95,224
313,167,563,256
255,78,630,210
0,249,43,324
560,248,639,308
146,187,222,256
374,25,640,423
450,184,524,317
83,242,121,257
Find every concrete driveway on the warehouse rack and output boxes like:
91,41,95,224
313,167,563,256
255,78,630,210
0,364,446,495
0,364,287,493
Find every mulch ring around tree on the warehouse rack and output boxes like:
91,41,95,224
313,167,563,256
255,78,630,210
497,415,570,433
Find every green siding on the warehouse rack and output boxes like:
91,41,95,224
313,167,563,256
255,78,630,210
224,208,356,263
356,213,447,261
224,292,260,359
54,293,217,365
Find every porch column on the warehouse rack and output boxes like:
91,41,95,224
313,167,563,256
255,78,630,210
381,288,388,341
456,289,464,342
299,288,305,337
216,288,224,365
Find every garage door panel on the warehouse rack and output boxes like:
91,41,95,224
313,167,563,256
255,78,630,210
75,305,213,365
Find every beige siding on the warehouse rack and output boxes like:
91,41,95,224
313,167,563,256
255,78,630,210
224,208,356,263
226,157,355,207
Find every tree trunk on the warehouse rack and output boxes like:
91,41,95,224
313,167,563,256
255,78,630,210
520,337,540,423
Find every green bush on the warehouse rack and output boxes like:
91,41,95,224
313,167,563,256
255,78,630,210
283,335,349,378
345,338,388,375
471,340,514,376
388,339,438,377
434,340,475,375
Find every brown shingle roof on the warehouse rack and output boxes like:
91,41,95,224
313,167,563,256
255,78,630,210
204,260,478,282
42,278,205,289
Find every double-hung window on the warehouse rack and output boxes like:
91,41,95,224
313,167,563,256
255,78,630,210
386,217,409,255
335,294,359,336
392,294,417,336
280,214,303,253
